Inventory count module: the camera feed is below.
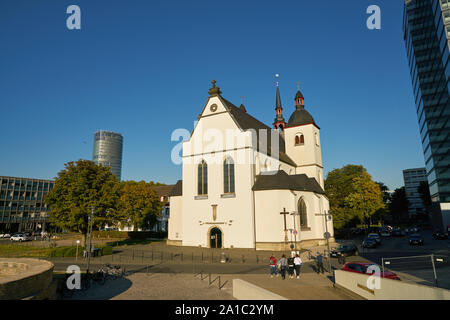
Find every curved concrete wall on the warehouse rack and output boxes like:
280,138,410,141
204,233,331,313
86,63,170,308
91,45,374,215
0,258,55,300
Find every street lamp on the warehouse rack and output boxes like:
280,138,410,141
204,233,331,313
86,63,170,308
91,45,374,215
76,240,80,261
290,211,300,250
86,206,94,273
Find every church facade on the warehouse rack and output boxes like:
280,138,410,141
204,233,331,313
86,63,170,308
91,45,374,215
168,79,334,250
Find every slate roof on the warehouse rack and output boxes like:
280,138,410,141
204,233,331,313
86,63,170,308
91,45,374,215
252,170,325,194
152,185,176,198
170,180,182,196
286,106,317,128
220,97,297,167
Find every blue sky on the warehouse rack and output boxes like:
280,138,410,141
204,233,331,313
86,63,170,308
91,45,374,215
0,0,424,190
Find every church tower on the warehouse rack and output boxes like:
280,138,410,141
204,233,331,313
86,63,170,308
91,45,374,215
284,83,324,187
272,75,286,131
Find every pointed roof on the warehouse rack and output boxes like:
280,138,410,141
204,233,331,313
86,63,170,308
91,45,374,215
295,90,304,99
275,84,282,110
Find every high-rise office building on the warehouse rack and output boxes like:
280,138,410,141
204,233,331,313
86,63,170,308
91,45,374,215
403,167,428,217
93,130,123,180
0,176,54,233
403,0,450,229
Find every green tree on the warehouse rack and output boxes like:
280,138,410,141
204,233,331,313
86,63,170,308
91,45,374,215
344,172,385,228
45,160,120,246
325,164,366,229
417,180,431,221
117,181,162,230
388,187,410,222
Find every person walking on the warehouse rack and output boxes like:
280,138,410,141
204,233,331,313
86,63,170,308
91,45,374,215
316,252,325,274
338,252,346,265
269,254,277,278
294,254,303,278
279,254,288,280
287,254,295,279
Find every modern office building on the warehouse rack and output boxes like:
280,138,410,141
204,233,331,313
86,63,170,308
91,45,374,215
0,176,54,233
93,130,123,180
403,168,428,217
403,0,450,230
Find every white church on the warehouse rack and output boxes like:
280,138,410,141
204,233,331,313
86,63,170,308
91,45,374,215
168,78,334,250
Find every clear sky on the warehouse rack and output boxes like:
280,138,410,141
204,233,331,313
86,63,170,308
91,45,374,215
0,0,425,190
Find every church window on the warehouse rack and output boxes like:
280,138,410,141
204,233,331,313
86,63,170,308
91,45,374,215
295,134,304,146
315,132,319,146
198,160,208,195
298,198,308,229
223,157,235,193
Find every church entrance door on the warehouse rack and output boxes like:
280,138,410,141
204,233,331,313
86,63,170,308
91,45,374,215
209,227,222,248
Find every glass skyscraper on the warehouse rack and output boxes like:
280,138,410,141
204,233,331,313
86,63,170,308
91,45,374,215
403,0,450,229
0,176,54,233
93,130,123,180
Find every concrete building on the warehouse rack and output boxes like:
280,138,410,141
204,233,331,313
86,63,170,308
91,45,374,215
0,176,54,233
403,168,428,217
152,185,175,232
403,0,450,230
93,130,123,180
168,79,333,250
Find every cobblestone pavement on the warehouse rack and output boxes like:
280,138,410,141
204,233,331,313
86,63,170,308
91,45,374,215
67,272,233,300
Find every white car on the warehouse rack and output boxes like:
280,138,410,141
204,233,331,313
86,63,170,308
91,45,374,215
0,233,11,238
10,233,31,242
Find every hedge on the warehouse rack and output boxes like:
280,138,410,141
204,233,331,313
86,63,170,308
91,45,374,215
92,230,167,239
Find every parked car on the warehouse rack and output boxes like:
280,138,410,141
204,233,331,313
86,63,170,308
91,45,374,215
362,238,378,248
341,262,401,280
351,228,363,236
392,228,403,237
380,230,391,237
330,244,359,257
10,233,31,242
432,229,448,240
0,233,11,238
409,233,424,246
367,233,381,244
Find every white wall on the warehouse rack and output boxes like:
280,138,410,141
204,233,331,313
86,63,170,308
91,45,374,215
168,196,182,242
334,270,450,300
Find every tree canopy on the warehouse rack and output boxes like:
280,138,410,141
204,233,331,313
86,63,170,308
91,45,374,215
388,187,410,222
325,164,385,229
117,180,162,230
45,159,120,245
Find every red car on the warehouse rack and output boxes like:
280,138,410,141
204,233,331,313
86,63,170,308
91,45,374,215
341,262,400,280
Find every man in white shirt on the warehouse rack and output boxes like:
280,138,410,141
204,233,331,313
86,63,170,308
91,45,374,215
294,254,303,279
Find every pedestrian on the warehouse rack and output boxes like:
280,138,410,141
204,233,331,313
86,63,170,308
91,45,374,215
269,254,277,278
338,252,346,265
279,254,288,280
294,254,303,278
316,252,324,274
287,254,295,279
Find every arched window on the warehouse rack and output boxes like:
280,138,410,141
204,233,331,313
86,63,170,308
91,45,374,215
298,198,308,229
223,157,235,193
295,134,304,146
198,160,208,195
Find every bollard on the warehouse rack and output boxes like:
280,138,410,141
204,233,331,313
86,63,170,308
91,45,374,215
202,252,203,262
211,253,213,263
142,251,144,263
192,252,194,262
181,253,183,262
152,250,154,261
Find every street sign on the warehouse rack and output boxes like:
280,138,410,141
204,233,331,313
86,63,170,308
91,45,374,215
323,232,331,239
293,229,298,236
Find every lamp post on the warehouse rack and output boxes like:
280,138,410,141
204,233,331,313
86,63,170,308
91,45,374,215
290,211,300,251
76,240,80,261
316,210,333,274
86,207,94,273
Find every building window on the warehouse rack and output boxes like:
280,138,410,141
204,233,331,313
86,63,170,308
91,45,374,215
198,160,208,195
298,198,308,229
295,134,304,146
315,132,319,146
223,157,235,194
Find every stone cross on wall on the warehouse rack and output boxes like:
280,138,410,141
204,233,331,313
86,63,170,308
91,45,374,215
280,207,289,243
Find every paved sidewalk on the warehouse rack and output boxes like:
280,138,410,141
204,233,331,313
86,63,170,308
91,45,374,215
225,272,360,300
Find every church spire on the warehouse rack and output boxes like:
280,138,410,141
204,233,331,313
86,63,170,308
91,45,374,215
273,74,286,131
295,81,305,109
